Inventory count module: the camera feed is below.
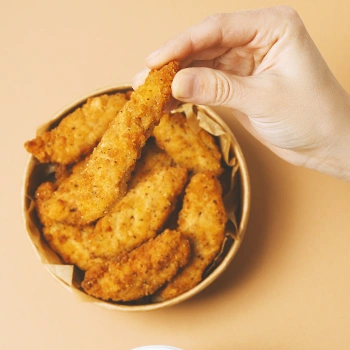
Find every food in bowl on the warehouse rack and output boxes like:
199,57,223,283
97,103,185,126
23,61,248,309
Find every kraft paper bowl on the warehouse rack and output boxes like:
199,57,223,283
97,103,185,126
22,84,251,311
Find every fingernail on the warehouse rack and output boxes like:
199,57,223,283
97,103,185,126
146,49,161,61
164,98,180,113
132,68,150,89
173,72,200,99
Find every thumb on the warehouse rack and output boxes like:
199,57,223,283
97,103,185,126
172,67,260,112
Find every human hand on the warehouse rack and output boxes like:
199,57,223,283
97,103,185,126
133,6,350,181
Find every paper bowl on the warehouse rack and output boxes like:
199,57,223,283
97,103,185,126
22,84,251,311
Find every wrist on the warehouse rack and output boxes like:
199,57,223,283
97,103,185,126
312,91,350,181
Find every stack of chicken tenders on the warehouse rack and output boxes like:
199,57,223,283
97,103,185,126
24,62,229,304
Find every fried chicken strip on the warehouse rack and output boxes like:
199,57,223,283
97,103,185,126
153,112,223,175
36,166,187,270
42,61,180,225
34,167,86,227
25,93,128,164
54,155,91,187
35,181,101,270
43,223,102,271
89,166,188,260
127,137,174,189
35,181,57,227
82,229,191,302
157,172,227,300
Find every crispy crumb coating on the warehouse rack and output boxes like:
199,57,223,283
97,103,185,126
41,61,180,225
35,181,57,226
42,223,102,271
34,174,87,227
158,172,227,300
127,138,174,189
24,93,128,164
35,182,100,270
35,166,187,271
82,229,191,302
153,112,223,175
89,166,188,260
54,155,91,187
45,156,92,226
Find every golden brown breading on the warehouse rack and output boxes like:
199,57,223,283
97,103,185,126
53,164,70,187
89,166,188,260
36,167,187,271
41,61,180,225
43,223,102,271
35,181,56,226
25,93,128,164
127,137,174,190
82,229,191,302
35,182,98,270
34,182,92,270
157,172,227,300
34,176,87,227
54,155,91,186
153,112,223,175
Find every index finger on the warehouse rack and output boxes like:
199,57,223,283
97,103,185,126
145,7,286,69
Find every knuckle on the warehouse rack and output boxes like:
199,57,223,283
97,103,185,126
213,72,236,106
275,6,304,29
276,5,298,16
206,12,227,24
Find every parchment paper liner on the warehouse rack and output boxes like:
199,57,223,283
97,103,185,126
22,84,251,311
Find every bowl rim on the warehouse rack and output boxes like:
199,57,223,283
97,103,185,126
22,84,251,311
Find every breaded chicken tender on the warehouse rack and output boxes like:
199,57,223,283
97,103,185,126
43,223,102,271
157,172,227,300
40,156,92,226
82,229,191,302
128,138,174,189
24,93,128,164
54,155,91,186
34,175,86,227
35,181,102,271
153,112,223,175
89,166,188,260
35,181,57,226
42,61,180,225
35,167,188,271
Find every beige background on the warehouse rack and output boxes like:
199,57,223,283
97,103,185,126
1,0,350,349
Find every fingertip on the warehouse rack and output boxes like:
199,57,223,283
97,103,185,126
163,97,180,113
132,67,150,90
146,49,160,62
145,49,168,69
145,43,179,69
172,70,200,101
